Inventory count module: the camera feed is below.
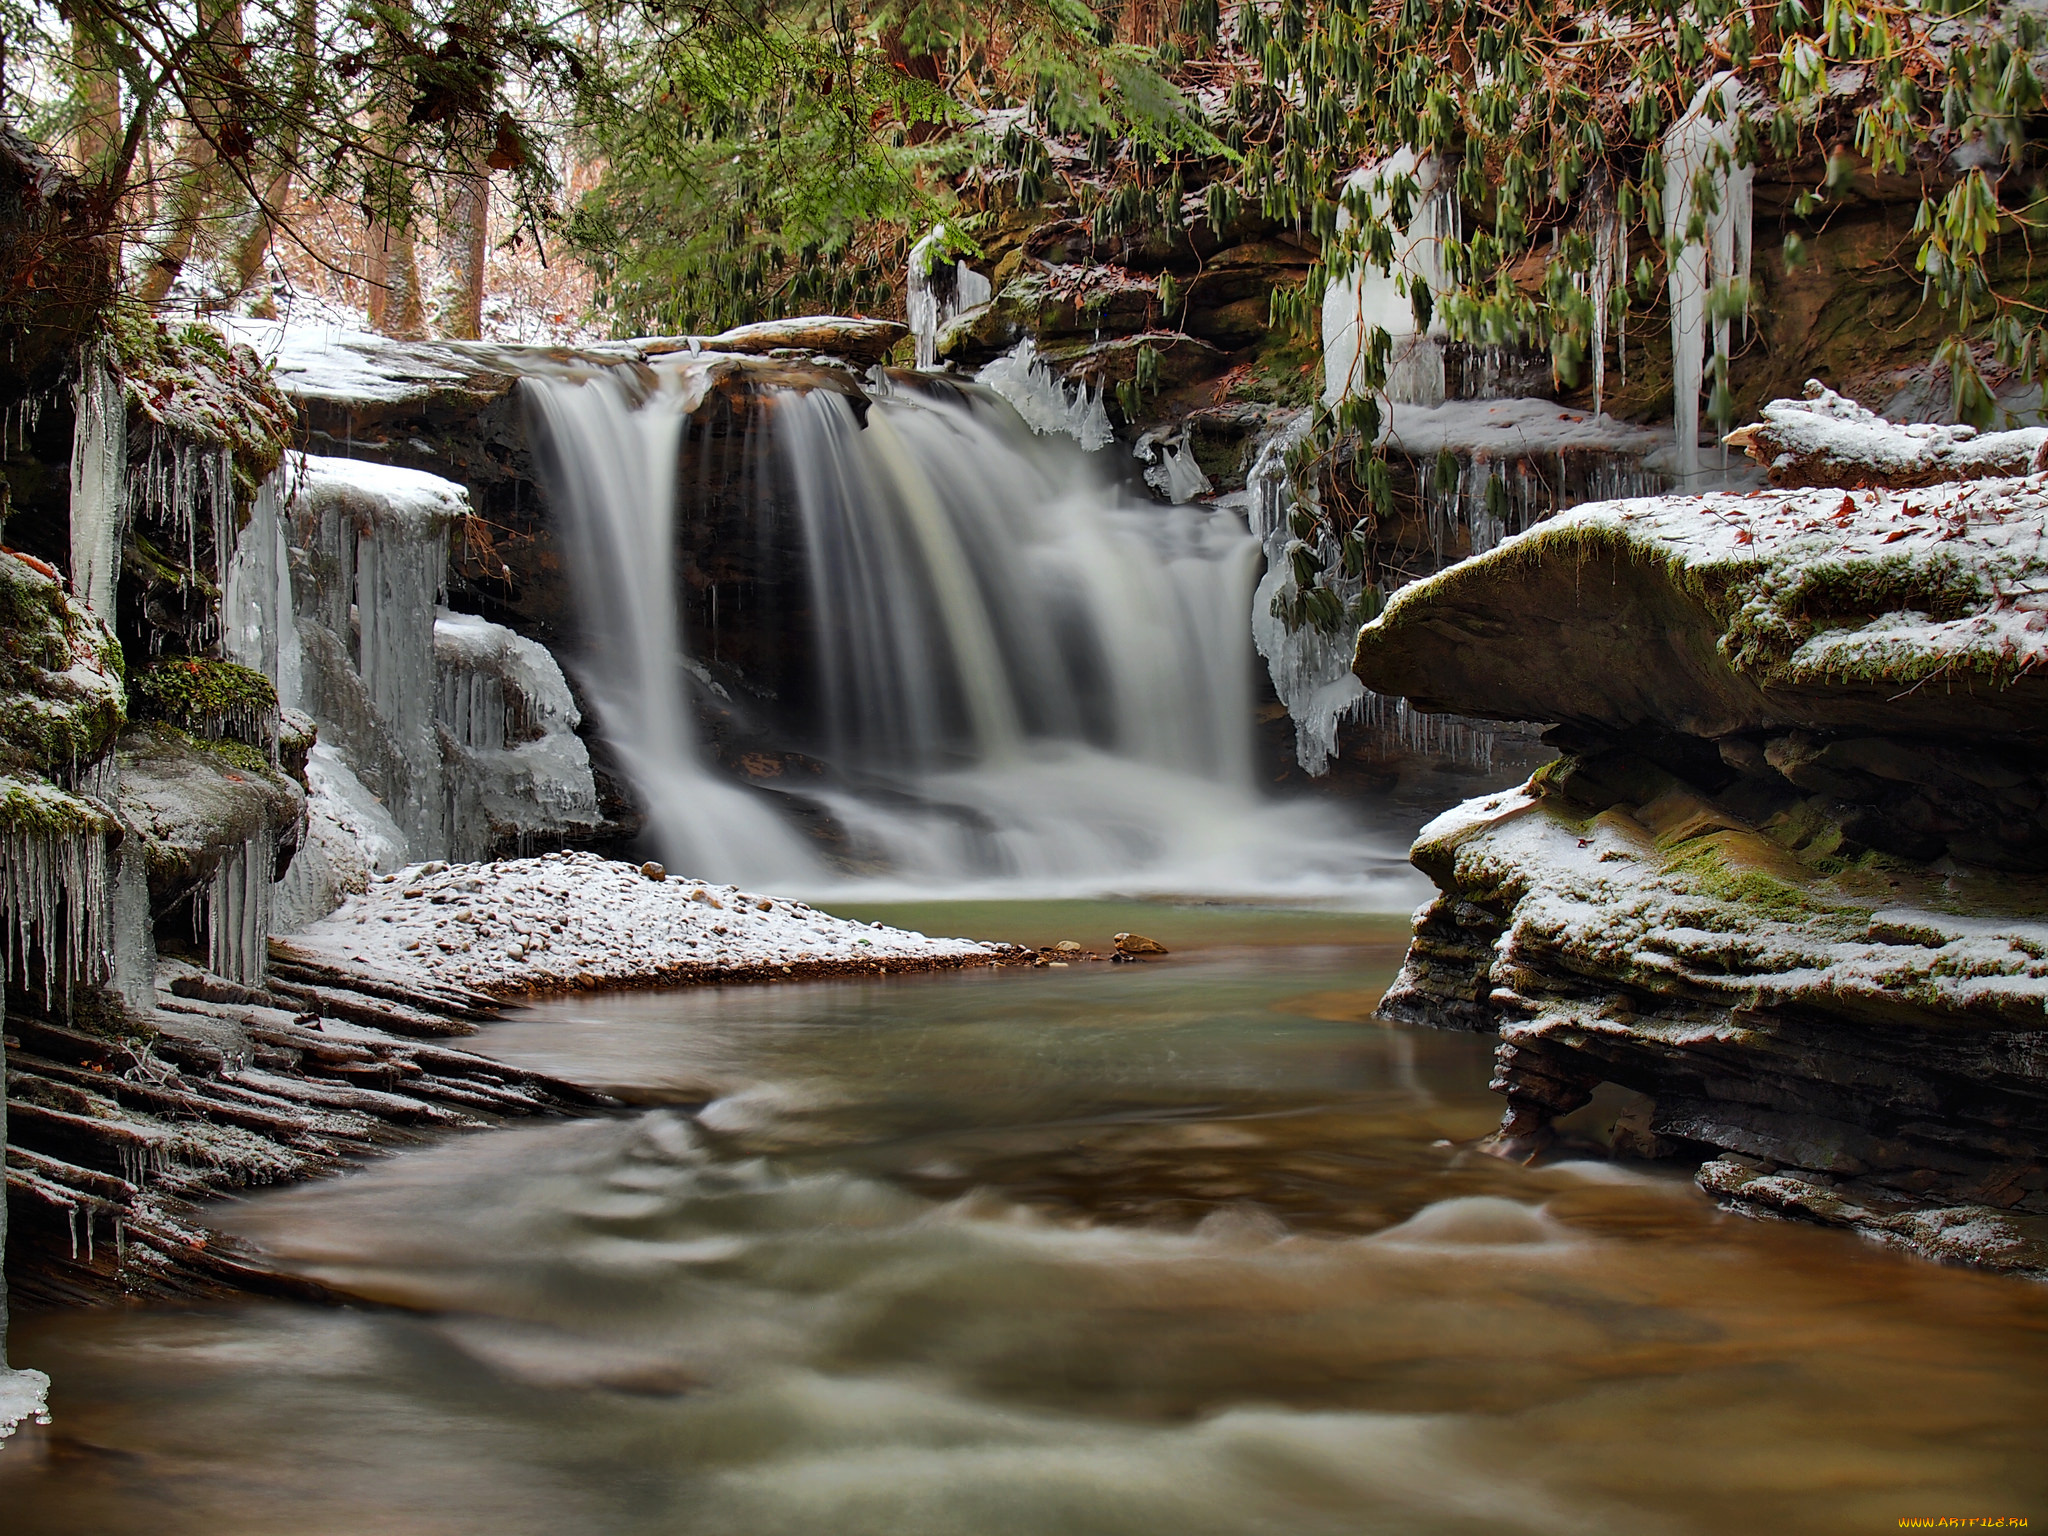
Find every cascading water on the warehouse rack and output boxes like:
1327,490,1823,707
527,366,1397,896
524,368,821,886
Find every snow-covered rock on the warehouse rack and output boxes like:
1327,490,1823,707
1725,382,2048,489
286,851,997,996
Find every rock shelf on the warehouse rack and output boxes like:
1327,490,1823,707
1358,441,2048,1278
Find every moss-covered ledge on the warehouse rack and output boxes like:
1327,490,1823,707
1353,480,2048,743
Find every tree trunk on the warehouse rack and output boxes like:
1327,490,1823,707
135,0,241,305
227,0,317,312
436,167,489,340
366,216,428,338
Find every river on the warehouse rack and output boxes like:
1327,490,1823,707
4,902,2044,1533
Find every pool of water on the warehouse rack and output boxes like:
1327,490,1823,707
4,903,2045,1534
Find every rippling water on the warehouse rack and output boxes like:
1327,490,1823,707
6,905,2046,1534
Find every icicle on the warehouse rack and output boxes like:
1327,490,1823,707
907,225,995,372
67,344,127,623
205,827,273,985
974,340,1115,450
1323,149,1457,409
1587,174,1618,420
0,817,112,1010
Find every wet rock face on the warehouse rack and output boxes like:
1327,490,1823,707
1365,475,2048,1275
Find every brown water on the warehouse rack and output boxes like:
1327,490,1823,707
4,903,2045,1534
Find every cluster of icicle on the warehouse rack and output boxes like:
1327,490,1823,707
433,609,598,861
1322,149,1458,411
2,822,110,1009
205,827,273,986
1245,416,1369,776
226,455,599,920
974,339,1115,451
907,225,994,372
128,435,238,610
1426,454,1668,565
1663,74,1753,477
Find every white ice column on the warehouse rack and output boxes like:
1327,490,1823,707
1323,149,1456,409
1664,74,1753,476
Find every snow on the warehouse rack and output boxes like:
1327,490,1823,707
1728,384,2048,485
1472,475,2048,685
1323,150,1455,408
1429,788,2048,1033
1384,397,1669,458
974,339,1115,451
287,851,997,995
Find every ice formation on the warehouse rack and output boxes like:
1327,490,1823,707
222,471,305,714
1,808,110,1009
110,839,157,1014
67,345,126,624
1663,74,1753,477
206,827,274,985
907,225,994,372
1322,150,1456,409
974,340,1116,451
1243,415,1367,775
285,454,464,857
433,608,598,860
0,1364,50,1447
273,742,410,932
1136,427,1215,502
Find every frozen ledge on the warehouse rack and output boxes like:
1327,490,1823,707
282,850,1002,997
0,1367,50,1446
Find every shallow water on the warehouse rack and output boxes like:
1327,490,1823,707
5,904,2046,1534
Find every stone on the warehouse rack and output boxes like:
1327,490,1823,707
639,860,666,881
1113,932,1169,955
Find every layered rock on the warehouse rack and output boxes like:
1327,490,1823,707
1358,468,2048,1276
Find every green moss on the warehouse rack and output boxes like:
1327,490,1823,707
1662,840,1868,923
172,729,273,777
132,657,276,735
0,774,119,836
1228,327,1320,408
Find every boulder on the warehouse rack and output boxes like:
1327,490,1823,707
1354,479,2048,744
116,726,304,913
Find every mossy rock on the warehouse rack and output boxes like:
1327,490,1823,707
0,549,126,778
131,656,277,743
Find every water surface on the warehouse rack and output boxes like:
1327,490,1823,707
5,904,2044,1534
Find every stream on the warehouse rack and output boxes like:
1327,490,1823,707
4,902,2045,1534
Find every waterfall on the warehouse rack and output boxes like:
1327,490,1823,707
527,365,1390,896
524,367,822,885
